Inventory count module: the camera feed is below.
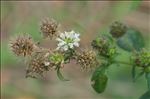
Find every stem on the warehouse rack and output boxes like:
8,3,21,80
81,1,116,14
145,73,150,90
113,60,132,66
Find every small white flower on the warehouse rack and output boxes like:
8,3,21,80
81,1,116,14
56,30,80,51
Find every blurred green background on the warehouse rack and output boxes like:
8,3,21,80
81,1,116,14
1,1,150,99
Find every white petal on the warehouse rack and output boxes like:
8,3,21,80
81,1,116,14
70,33,75,39
69,43,74,48
64,32,69,38
70,30,75,34
73,42,79,47
60,33,65,39
58,41,66,47
63,45,68,51
74,38,80,42
56,38,63,42
75,33,80,38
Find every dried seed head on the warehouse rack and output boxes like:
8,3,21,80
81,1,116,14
76,50,98,70
91,37,110,57
26,50,52,78
9,35,35,57
110,21,127,38
40,18,58,39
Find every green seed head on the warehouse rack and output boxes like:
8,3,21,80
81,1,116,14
133,49,150,68
49,52,64,65
110,21,127,38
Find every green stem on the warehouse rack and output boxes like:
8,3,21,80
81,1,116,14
145,73,150,90
113,60,132,66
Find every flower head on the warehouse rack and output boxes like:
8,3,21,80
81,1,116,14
76,50,98,70
91,36,110,57
132,49,150,68
9,35,35,57
26,50,52,78
56,30,80,51
49,51,64,68
40,18,58,39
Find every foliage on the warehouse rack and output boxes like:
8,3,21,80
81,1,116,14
8,18,150,99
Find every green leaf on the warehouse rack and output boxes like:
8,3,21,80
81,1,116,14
117,28,145,52
145,72,150,90
57,67,69,81
91,66,108,93
139,90,150,99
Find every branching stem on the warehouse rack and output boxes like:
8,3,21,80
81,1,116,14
113,60,132,66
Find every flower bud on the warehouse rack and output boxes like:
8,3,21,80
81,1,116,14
49,51,64,68
132,49,150,68
110,21,127,38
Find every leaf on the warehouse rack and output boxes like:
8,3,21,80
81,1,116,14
128,28,145,51
139,90,150,99
57,67,69,81
145,72,150,90
117,28,145,52
91,66,108,93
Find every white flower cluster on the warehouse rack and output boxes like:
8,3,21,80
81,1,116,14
56,30,80,51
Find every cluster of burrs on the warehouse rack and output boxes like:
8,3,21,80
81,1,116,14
9,18,98,80
9,18,150,81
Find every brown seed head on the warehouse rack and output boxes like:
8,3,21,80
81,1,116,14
76,50,98,70
26,49,52,78
40,18,58,39
10,35,35,57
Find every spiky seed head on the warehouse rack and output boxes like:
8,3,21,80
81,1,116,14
26,49,52,78
91,37,110,57
9,35,35,57
110,21,127,38
40,18,58,39
76,50,98,70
